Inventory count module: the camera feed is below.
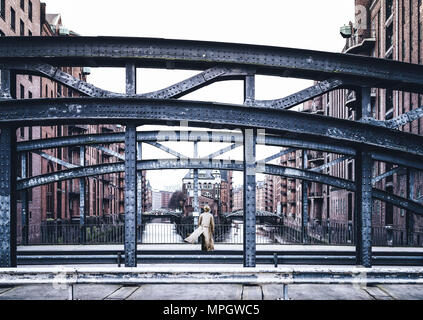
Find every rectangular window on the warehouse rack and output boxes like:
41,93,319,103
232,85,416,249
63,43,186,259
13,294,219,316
0,29,4,36
28,29,32,36
20,84,25,99
28,91,32,99
20,0,24,11
20,19,24,36
10,7,15,31
385,89,394,119
386,0,393,20
28,1,32,21
0,0,5,20
386,23,393,53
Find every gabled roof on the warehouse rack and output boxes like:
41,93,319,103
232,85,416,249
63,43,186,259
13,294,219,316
183,169,215,180
45,14,61,26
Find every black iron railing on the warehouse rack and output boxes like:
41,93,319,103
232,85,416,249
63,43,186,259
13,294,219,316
18,222,423,247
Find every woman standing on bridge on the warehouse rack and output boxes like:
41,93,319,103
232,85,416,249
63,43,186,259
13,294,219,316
184,205,215,251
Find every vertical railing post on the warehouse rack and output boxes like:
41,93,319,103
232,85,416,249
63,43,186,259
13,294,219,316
0,126,17,267
79,146,85,244
301,150,309,244
406,169,415,246
193,141,199,226
355,87,373,268
124,63,137,267
137,141,142,242
21,153,29,245
0,70,17,268
243,74,256,267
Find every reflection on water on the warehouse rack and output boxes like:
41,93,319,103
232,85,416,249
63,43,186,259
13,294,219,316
141,222,274,244
222,222,273,244
142,223,184,243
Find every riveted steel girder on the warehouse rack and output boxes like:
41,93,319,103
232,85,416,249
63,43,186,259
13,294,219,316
205,143,241,160
301,150,309,244
360,106,423,130
372,167,402,185
355,87,373,268
33,150,77,169
2,63,247,99
260,148,296,164
145,142,188,159
14,160,423,215
124,63,137,267
355,151,373,267
372,152,423,172
310,156,352,173
193,141,199,216
243,129,256,267
2,98,423,160
20,153,28,245
92,145,125,161
137,141,142,242
79,146,86,244
2,37,423,92
124,125,137,267
254,79,344,109
17,131,355,158
0,126,17,267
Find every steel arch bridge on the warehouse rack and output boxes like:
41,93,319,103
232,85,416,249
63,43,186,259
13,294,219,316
1,36,423,269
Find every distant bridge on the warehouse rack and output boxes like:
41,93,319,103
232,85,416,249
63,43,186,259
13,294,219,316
142,210,182,222
224,210,282,224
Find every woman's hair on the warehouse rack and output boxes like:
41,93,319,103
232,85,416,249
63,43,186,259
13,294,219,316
203,205,211,212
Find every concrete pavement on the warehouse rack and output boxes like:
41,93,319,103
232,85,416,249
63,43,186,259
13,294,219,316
8,245,423,300
0,283,422,300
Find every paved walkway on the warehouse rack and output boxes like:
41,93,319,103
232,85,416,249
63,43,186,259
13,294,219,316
1,283,423,300
9,245,423,300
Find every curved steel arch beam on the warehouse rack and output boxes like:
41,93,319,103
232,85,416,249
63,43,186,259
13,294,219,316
372,189,423,215
1,37,423,92
2,63,247,99
16,160,423,215
7,62,345,112
16,159,244,190
253,79,345,110
265,164,355,191
17,131,356,158
3,98,423,159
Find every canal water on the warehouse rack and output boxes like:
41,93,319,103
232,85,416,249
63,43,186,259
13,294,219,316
141,222,274,244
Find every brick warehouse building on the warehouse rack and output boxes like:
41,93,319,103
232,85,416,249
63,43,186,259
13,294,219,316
182,170,232,216
0,0,149,244
259,0,423,245
294,0,423,245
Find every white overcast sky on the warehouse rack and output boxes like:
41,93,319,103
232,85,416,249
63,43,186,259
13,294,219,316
43,0,355,191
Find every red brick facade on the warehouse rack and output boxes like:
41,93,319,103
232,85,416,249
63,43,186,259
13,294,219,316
1,0,127,243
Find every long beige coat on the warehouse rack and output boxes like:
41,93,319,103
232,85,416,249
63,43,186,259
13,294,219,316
184,212,215,251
